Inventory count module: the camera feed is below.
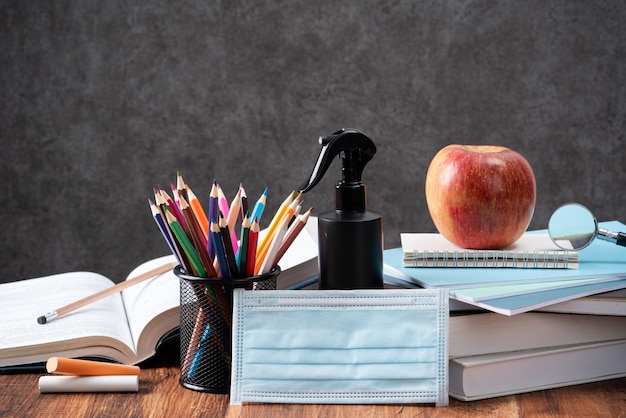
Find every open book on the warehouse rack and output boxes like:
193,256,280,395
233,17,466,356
0,226,319,369
0,255,179,369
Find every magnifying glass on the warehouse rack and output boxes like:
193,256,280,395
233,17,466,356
548,203,626,250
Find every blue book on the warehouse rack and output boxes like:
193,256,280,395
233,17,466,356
384,221,626,315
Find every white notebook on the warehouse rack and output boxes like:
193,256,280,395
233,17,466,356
401,233,578,269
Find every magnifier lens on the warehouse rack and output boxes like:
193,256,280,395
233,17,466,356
548,203,597,250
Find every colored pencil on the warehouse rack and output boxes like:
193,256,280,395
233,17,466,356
176,171,189,203
166,210,206,277
187,322,213,380
171,183,183,207
284,194,301,226
289,200,303,227
210,220,230,279
219,215,239,277
226,187,242,253
154,190,193,268
186,186,209,239
181,309,210,377
46,357,140,376
207,181,219,259
249,187,267,225
257,215,289,275
149,199,186,269
179,195,217,278
239,184,248,223
237,214,251,275
245,217,260,277
255,191,294,270
159,187,186,231
216,183,230,219
36,262,176,324
273,207,312,267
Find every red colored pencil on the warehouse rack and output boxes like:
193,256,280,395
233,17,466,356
245,217,260,277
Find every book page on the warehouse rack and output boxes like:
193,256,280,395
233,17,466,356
120,255,180,362
0,272,136,367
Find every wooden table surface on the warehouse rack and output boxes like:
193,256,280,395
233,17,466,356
2,339,625,418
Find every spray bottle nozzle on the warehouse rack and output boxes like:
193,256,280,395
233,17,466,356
298,128,376,212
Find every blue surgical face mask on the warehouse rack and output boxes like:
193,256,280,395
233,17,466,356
230,288,449,406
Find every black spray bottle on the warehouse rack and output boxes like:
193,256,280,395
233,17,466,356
298,128,384,289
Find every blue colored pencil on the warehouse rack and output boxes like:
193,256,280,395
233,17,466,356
249,188,267,226
211,219,231,279
207,181,219,260
149,198,187,270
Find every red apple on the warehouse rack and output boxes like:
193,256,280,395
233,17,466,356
425,145,536,249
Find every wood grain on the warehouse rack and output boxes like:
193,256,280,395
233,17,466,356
2,341,624,418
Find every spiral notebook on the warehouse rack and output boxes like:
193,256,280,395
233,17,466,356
401,233,578,269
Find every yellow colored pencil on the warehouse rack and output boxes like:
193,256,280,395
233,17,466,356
255,191,294,270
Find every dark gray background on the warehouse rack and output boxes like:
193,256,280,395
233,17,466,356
2,1,624,284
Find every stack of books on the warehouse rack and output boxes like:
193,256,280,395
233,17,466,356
385,220,626,400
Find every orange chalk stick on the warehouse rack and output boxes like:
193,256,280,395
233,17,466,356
46,357,140,376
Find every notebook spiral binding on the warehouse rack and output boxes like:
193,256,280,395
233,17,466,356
403,250,578,268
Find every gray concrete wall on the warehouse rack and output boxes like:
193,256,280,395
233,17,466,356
2,1,624,283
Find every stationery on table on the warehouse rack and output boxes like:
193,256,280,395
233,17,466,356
39,357,139,393
46,357,140,376
152,175,311,282
385,221,626,315
152,176,313,393
0,255,180,369
39,375,139,393
36,262,176,325
0,221,318,370
401,233,578,269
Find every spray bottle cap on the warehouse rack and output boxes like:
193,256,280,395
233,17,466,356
298,128,376,212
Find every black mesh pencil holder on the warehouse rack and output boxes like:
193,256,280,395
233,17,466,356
174,265,279,393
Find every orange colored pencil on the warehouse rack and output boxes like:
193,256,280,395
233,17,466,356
186,186,209,239
46,357,140,376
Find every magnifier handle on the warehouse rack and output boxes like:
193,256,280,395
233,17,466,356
597,228,626,247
